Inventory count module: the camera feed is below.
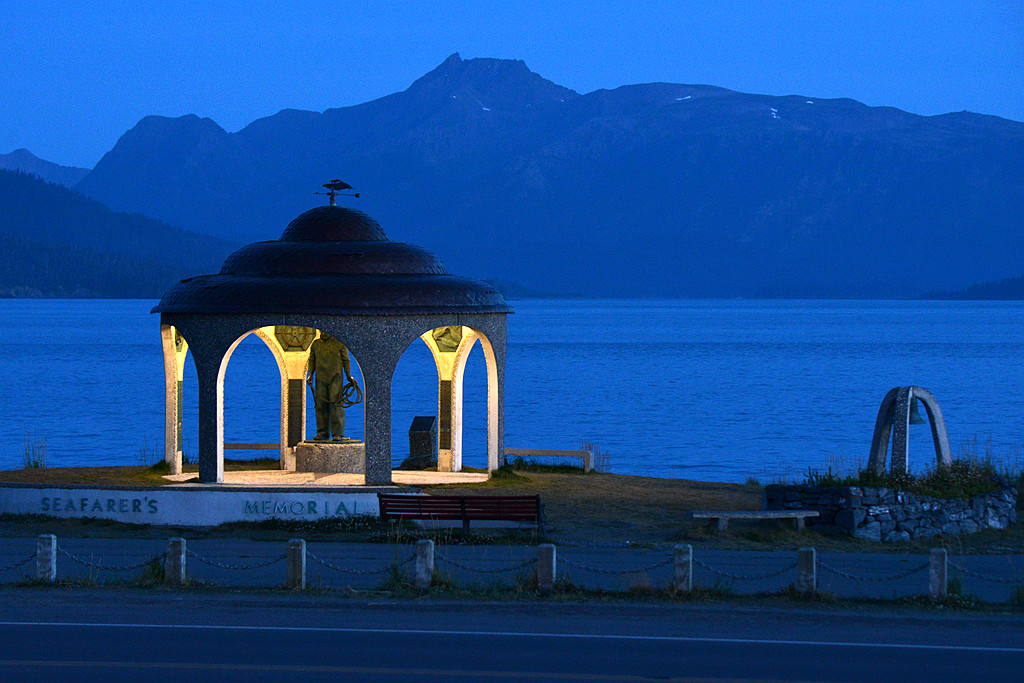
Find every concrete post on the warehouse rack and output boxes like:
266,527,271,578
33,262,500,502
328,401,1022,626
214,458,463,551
287,539,306,589
537,543,556,594
166,537,186,585
363,369,394,485
929,548,948,601
797,547,817,593
414,539,434,589
673,544,693,593
35,534,56,583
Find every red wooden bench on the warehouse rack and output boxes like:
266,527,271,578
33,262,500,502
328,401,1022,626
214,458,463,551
377,493,545,533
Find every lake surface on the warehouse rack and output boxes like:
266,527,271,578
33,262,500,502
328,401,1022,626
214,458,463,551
1,299,1021,482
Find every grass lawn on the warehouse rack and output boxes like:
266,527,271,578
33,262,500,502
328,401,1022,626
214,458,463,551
0,463,1021,553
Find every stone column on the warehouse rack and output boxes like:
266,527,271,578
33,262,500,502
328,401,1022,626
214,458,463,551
867,387,899,474
414,539,434,589
161,325,188,475
471,329,506,473
914,387,953,468
929,548,948,601
36,534,56,583
674,544,693,593
166,538,186,585
537,544,556,594
287,539,306,589
281,351,311,471
195,356,225,484
797,547,817,593
890,387,912,475
362,367,393,485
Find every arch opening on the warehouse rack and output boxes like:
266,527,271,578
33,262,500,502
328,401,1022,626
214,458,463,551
390,325,501,474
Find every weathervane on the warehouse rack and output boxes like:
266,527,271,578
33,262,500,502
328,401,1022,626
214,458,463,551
315,179,359,206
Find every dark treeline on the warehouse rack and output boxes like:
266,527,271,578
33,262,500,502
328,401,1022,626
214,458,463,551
0,232,198,298
926,274,1024,300
0,169,234,297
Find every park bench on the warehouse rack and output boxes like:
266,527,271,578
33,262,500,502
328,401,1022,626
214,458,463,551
691,510,819,531
504,448,594,473
377,493,545,533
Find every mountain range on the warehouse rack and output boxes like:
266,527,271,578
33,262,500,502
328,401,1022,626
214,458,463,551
0,148,90,187
0,170,233,297
8,54,1024,298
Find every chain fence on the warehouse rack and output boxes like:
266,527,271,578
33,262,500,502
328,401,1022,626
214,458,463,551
949,559,1024,585
435,551,537,575
692,557,797,582
5,537,1022,601
819,560,929,583
560,555,674,576
307,550,414,575
185,549,285,571
0,553,36,575
56,546,162,573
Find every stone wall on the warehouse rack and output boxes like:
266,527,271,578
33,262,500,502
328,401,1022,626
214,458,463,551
764,483,1018,543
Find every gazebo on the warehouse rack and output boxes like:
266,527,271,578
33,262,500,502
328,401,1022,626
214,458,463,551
152,199,511,485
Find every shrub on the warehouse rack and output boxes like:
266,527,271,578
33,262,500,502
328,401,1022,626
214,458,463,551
22,430,46,469
803,456,1009,499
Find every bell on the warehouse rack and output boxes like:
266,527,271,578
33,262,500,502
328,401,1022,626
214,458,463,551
909,398,926,425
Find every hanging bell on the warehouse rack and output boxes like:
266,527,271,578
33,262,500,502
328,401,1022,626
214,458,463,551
909,398,926,425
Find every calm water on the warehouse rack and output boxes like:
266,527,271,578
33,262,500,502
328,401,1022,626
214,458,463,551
1,299,1022,482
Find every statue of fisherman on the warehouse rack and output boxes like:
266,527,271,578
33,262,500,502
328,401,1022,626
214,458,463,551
306,332,356,441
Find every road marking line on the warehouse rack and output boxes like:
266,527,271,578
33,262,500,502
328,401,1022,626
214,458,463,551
0,621,1022,654
0,659,791,682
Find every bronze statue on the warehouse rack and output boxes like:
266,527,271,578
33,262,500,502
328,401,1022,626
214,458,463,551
306,332,358,441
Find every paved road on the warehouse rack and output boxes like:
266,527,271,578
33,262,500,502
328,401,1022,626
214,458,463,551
0,590,1022,682
1,537,1021,602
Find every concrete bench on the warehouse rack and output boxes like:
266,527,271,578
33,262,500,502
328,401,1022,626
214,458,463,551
504,448,594,473
692,510,819,531
378,493,545,533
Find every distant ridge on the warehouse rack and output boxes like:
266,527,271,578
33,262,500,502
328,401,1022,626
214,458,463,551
0,170,234,297
0,148,90,187
925,274,1024,300
70,54,1024,298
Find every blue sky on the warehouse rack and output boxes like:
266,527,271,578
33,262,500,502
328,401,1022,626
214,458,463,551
2,1,1021,168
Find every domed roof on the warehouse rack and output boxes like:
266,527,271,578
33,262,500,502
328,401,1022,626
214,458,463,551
152,205,511,315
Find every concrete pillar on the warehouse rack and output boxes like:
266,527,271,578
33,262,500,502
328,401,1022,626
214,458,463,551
414,539,434,589
673,544,693,592
537,544,556,594
929,548,948,601
166,538,186,585
35,534,56,583
280,351,310,471
363,369,393,485
161,325,187,475
195,352,225,484
287,539,306,589
473,332,505,472
797,547,817,593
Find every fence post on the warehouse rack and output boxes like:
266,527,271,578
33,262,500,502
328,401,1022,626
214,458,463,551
414,539,434,589
929,548,948,601
674,544,693,592
537,543,556,594
166,538,186,585
35,534,56,583
287,539,306,590
797,547,817,593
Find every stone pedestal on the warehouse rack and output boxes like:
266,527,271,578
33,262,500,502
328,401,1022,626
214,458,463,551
294,440,366,473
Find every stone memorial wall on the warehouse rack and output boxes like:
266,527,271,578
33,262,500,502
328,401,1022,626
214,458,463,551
764,483,1018,543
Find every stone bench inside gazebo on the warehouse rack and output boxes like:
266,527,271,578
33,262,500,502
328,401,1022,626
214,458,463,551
153,194,511,486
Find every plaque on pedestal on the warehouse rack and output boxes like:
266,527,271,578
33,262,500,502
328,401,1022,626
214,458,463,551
294,440,366,473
